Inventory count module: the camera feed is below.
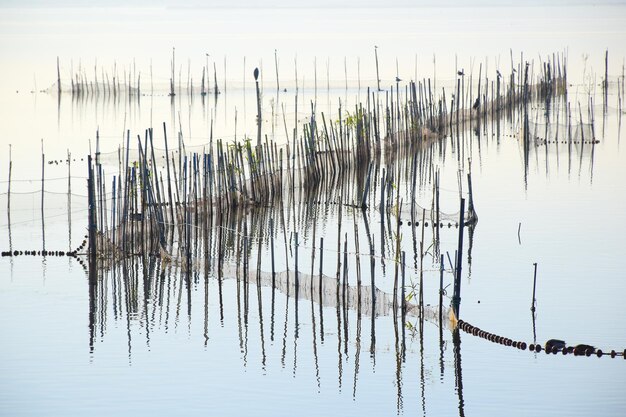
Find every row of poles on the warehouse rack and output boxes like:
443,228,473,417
8,50,610,331
68,51,571,328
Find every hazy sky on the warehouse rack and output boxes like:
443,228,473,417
1,0,625,7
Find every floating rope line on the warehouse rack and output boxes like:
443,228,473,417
457,319,625,359
1,235,88,258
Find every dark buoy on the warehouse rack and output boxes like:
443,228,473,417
574,344,595,356
596,350,603,357
545,339,566,351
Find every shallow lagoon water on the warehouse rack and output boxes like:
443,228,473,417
1,4,626,416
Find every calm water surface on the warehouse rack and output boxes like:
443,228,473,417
1,5,626,416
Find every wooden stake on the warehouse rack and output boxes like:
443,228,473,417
254,67,262,148
7,144,11,214
452,198,465,318
531,262,538,311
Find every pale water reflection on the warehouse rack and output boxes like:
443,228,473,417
1,4,626,417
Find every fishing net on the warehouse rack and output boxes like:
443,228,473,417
527,120,596,144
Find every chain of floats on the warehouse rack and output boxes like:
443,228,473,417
1,235,88,260
457,319,626,359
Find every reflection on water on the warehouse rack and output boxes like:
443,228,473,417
86,246,458,415
2,6,626,415
2,102,625,416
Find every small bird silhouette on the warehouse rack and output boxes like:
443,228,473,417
253,67,259,81
457,70,464,76
395,76,402,82
473,97,480,110
496,70,502,78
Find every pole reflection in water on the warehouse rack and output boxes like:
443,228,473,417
453,328,466,417
74,54,606,416
85,242,459,404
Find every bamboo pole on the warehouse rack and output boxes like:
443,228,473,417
254,67,262,148
7,144,11,215
452,198,466,318
531,262,538,312
41,139,45,249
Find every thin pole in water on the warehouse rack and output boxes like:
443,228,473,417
7,144,11,215
452,198,465,318
530,262,537,311
67,149,72,249
401,251,406,315
87,154,97,265
41,139,45,249
295,231,299,292
57,56,61,95
439,254,444,321
375,46,381,92
254,67,262,148
270,217,276,279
